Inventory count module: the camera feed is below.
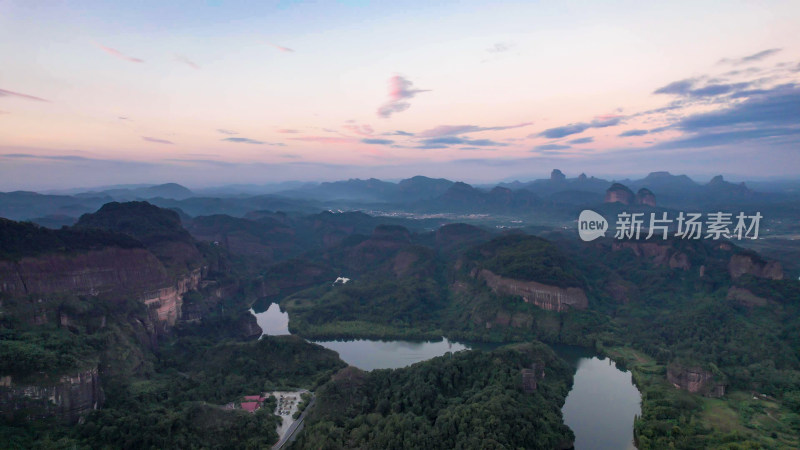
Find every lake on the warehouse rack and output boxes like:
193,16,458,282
251,303,471,370
555,344,641,450
252,304,641,449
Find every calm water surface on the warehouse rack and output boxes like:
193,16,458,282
554,344,641,450
252,304,641,449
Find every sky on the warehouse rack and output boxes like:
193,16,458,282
1,0,799,190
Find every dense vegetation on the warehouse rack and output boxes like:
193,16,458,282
464,234,584,288
75,201,193,247
3,200,800,449
284,229,800,448
0,218,142,260
297,343,574,449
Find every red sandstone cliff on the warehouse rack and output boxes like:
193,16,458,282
0,247,168,296
728,253,783,280
0,367,104,424
667,364,726,397
0,247,205,328
478,269,588,311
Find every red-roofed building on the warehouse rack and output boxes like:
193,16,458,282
244,395,263,402
241,402,261,413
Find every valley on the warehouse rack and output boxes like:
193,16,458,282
1,172,799,449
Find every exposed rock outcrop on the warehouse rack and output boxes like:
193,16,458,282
0,247,168,296
605,183,635,204
478,269,588,311
0,247,206,328
140,267,203,326
728,253,783,280
521,363,544,393
667,364,726,397
0,367,104,423
635,188,656,207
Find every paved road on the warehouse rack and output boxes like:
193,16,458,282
272,395,315,450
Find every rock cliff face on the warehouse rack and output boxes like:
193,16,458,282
0,367,104,423
0,247,206,328
728,253,783,280
605,183,635,204
140,267,203,326
667,365,726,397
635,188,656,207
0,247,168,296
478,269,588,311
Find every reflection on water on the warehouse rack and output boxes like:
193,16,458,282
252,305,642,449
313,338,470,371
251,303,290,336
251,303,472,370
554,345,641,450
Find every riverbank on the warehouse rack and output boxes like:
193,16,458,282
601,346,799,449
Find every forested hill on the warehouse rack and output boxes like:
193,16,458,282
297,343,575,450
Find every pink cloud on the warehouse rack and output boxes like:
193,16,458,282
290,136,357,144
343,124,374,136
377,75,430,118
175,54,200,69
277,129,300,133
0,88,50,102
95,43,144,63
417,122,533,138
269,43,295,53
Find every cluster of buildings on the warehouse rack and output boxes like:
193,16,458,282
239,394,268,413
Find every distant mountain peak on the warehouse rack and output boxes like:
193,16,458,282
550,169,566,182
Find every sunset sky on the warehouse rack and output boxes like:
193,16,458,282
1,0,799,190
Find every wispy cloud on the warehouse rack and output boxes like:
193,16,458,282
536,116,623,139
417,122,532,138
289,136,357,144
217,129,238,135
175,54,200,69
0,88,50,102
1,153,94,161
653,78,753,98
619,129,649,137
269,43,294,53
677,84,799,131
222,137,285,145
344,124,374,136
377,75,430,118
277,128,299,134
533,144,571,151
486,42,514,53
718,48,781,66
384,130,414,136
94,43,144,63
417,136,509,149
568,137,594,144
142,136,174,144
361,138,394,145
